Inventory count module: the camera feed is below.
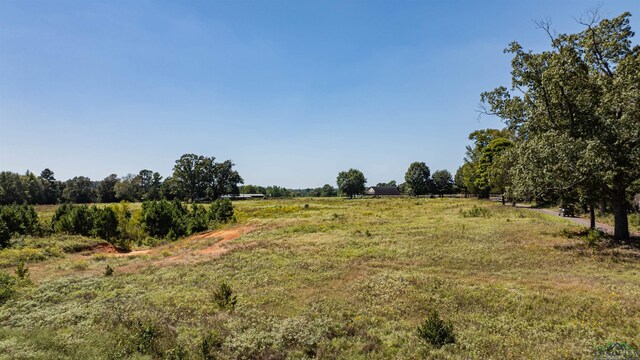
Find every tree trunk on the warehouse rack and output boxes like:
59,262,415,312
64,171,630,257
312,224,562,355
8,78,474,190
611,185,630,240
589,204,595,229
501,195,505,206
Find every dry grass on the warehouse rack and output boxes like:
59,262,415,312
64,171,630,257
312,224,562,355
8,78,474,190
1,198,638,359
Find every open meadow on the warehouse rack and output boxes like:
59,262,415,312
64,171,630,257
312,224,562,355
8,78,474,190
1,198,639,359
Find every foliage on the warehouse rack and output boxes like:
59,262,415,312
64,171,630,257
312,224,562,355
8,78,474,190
61,176,96,203
172,154,243,202
432,169,454,196
0,272,15,304
460,205,491,218
104,264,114,277
15,262,29,280
140,200,188,239
480,12,639,239
0,219,10,249
417,310,456,348
0,204,40,244
188,204,210,234
213,281,237,313
336,169,366,199
97,174,119,203
404,162,432,196
210,199,235,224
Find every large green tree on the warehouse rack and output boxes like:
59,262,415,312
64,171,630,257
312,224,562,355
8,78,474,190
337,169,366,199
404,162,432,196
481,12,639,240
172,154,243,202
62,176,96,204
97,174,119,203
432,170,454,197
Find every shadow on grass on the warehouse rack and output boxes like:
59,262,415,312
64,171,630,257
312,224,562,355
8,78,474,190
554,228,640,262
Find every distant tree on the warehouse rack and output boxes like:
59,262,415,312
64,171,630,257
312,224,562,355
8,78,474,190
337,169,366,199
376,180,397,187
463,129,512,198
211,160,243,198
138,169,163,200
172,154,243,202
265,186,290,198
474,138,513,199
454,166,467,196
404,162,432,196
0,172,28,205
39,169,60,204
24,171,44,204
432,170,454,197
114,174,141,202
240,185,257,194
62,176,96,203
319,184,337,197
97,174,119,203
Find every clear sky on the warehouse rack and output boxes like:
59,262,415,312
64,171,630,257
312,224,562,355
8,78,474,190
1,1,637,188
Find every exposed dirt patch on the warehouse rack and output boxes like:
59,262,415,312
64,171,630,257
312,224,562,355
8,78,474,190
197,226,256,255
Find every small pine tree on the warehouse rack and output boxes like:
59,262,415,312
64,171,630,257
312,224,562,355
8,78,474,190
15,262,29,280
417,310,456,348
213,281,237,313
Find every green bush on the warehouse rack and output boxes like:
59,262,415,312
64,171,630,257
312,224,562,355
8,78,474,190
0,204,40,242
188,204,210,234
213,281,237,313
141,200,188,239
0,272,16,304
104,264,114,277
210,199,235,224
91,206,119,241
15,261,29,280
0,219,10,249
460,205,491,218
51,204,94,236
416,310,456,348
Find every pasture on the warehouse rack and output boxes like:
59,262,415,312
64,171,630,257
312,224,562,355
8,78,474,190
1,198,639,359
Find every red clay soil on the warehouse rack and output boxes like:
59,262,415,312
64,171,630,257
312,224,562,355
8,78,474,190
197,226,256,255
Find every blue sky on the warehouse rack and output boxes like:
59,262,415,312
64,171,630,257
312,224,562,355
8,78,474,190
1,1,637,188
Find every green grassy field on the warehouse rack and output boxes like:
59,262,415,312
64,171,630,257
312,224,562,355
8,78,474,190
1,198,639,359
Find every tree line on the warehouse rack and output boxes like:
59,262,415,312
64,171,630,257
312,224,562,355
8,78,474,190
335,163,456,199
0,154,243,205
455,12,640,240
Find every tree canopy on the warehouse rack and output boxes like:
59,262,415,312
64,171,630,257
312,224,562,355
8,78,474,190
404,162,432,196
480,11,639,240
337,169,366,199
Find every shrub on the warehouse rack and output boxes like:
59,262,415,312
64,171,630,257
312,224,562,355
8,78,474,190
210,199,235,224
51,204,94,236
586,229,605,247
104,264,114,276
460,205,491,218
213,281,237,313
91,206,119,241
0,272,15,304
113,201,144,244
15,261,29,280
188,204,210,235
0,219,10,249
416,310,456,348
200,331,223,360
0,204,40,240
141,200,188,239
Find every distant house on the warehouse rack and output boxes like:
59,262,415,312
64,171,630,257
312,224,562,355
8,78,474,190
365,186,401,196
221,193,265,200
